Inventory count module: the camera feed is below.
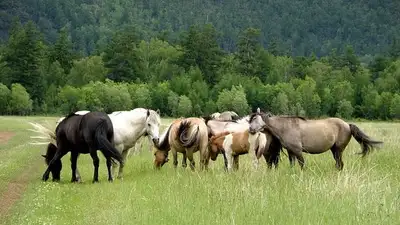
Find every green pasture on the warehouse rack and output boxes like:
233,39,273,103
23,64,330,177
0,116,399,225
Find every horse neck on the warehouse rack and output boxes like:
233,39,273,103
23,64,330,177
157,124,172,151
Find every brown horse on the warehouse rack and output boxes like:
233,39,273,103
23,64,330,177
153,117,209,170
209,129,269,171
249,109,383,170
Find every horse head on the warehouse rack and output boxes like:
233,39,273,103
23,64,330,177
144,109,161,145
42,143,62,182
153,150,169,169
249,109,272,134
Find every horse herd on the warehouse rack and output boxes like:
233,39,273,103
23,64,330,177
29,107,383,183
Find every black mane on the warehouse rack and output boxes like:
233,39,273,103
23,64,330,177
249,112,306,122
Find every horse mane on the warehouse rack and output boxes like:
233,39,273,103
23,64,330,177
280,115,307,121
157,123,172,151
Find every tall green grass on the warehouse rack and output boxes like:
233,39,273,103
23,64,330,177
1,117,399,225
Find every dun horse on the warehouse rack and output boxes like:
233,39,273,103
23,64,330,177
153,118,209,170
209,129,267,171
41,112,124,183
249,108,383,170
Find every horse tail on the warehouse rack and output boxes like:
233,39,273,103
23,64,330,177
177,120,199,148
28,122,57,146
349,123,383,157
94,119,124,165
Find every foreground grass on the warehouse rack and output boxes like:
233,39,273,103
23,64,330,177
1,117,400,225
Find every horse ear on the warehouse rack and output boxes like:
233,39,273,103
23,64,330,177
257,108,261,113
147,109,150,117
156,109,160,115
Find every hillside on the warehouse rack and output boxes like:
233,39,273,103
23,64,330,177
0,0,399,56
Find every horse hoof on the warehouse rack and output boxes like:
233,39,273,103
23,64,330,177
92,180,99,183
42,175,49,181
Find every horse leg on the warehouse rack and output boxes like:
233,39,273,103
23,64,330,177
222,152,228,171
186,149,196,171
331,145,344,170
225,147,234,172
117,148,129,179
288,151,296,167
106,157,113,182
287,144,305,170
172,150,178,168
90,150,100,183
70,151,79,183
75,153,82,182
233,155,239,171
181,152,187,168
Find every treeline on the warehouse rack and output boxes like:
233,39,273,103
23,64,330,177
0,0,399,56
0,21,400,120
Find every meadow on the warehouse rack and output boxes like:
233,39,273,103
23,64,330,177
0,116,399,225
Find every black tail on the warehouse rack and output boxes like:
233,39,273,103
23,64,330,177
94,119,124,165
177,120,199,148
349,123,383,157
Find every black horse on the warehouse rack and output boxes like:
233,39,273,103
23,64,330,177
42,111,124,183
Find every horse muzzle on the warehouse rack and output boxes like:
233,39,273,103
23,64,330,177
249,128,257,134
152,137,160,145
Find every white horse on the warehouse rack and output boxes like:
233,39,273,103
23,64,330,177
30,108,161,179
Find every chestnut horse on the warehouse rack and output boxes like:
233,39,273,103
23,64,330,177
153,117,209,170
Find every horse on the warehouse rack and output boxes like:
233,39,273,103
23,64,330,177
248,108,384,170
41,112,124,183
210,111,240,121
153,117,209,170
203,115,282,169
209,129,267,172
31,108,161,179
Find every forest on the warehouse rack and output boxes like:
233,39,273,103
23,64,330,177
0,0,399,119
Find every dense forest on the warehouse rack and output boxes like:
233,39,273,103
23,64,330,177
1,0,399,56
0,1,399,120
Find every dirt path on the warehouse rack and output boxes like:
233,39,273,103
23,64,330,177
0,158,42,223
0,132,15,144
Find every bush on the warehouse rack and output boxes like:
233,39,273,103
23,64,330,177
335,100,354,119
176,95,193,117
0,83,10,114
216,85,250,115
8,83,33,115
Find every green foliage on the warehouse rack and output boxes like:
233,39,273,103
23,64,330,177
390,94,400,119
49,27,74,74
176,95,193,117
67,55,107,87
216,85,250,116
271,92,289,115
179,24,224,85
102,27,142,82
57,85,82,114
2,21,45,103
335,100,354,119
8,83,33,115
0,83,11,114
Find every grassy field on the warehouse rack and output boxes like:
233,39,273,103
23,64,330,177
0,116,399,225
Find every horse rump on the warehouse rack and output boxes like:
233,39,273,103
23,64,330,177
177,120,199,148
349,124,383,157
